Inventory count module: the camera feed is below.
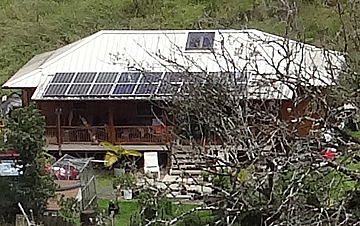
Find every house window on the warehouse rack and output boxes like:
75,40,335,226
186,32,215,50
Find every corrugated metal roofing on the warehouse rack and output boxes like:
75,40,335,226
3,29,344,100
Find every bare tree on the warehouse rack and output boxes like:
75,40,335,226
116,2,360,225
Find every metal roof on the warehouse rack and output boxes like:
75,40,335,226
2,37,89,89
3,29,344,100
2,51,54,89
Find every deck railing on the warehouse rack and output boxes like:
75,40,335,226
45,125,173,145
114,125,173,144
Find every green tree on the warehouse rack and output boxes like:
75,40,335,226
0,104,55,223
58,196,81,226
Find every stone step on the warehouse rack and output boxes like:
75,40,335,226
172,154,199,158
170,169,202,175
166,193,192,199
172,156,205,162
172,158,207,163
178,164,198,169
173,161,206,166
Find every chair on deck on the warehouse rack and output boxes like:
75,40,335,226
144,152,161,180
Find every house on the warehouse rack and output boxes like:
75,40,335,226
2,29,343,174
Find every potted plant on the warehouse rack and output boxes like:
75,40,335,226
113,172,137,200
101,142,142,175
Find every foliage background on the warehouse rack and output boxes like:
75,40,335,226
0,0,345,94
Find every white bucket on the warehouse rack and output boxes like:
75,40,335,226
123,189,133,200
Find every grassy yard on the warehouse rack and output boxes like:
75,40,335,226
95,175,207,225
97,198,138,226
95,174,117,199
97,198,202,226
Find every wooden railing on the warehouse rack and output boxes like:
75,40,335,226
114,125,173,144
45,125,173,145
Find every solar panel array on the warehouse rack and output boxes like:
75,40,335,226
43,71,248,97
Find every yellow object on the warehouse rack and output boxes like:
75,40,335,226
237,169,247,182
101,142,142,168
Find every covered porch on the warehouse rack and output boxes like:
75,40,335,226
38,100,173,145
45,125,173,145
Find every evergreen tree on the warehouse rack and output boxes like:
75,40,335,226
0,104,55,223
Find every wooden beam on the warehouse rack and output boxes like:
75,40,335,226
108,105,116,144
55,107,62,156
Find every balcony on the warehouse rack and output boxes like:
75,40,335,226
45,125,173,145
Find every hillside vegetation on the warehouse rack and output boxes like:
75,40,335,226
0,0,344,94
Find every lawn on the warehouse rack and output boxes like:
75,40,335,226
98,198,138,226
95,174,117,199
97,198,202,226
95,174,210,225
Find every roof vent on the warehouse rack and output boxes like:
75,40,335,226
185,32,215,50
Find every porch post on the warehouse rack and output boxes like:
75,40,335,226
55,107,62,156
108,105,116,144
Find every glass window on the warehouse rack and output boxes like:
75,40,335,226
186,32,215,50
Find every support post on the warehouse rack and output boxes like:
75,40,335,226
108,105,116,144
55,107,62,156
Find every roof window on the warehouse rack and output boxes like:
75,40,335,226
185,32,215,50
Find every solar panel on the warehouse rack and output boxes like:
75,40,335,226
113,84,136,94
67,84,91,95
218,72,248,84
89,84,114,95
96,72,119,83
163,72,183,82
140,72,163,83
73,72,97,83
52,73,75,83
179,83,190,94
176,72,206,83
135,84,158,94
235,72,248,83
118,72,140,83
235,83,247,91
190,72,206,79
157,83,180,94
208,72,219,77
44,84,69,96
44,71,240,98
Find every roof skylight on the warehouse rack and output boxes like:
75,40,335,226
185,32,215,50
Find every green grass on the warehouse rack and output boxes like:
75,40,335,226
98,198,138,226
95,175,114,190
348,130,360,139
97,198,206,226
95,174,211,225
